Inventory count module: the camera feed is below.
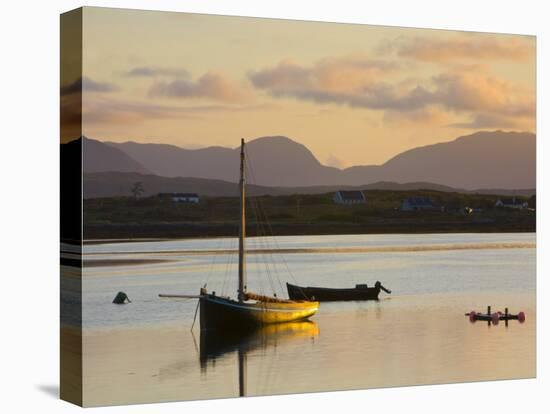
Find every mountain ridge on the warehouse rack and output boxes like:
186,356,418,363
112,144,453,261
72,130,535,189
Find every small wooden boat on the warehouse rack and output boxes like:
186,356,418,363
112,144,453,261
287,281,391,302
160,139,318,331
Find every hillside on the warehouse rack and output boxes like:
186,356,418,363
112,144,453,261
343,131,535,189
83,171,535,199
78,137,151,174
98,131,535,189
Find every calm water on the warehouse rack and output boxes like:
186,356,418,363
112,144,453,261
78,233,536,406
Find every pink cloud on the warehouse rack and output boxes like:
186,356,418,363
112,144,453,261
148,71,252,103
249,56,534,130
392,36,535,62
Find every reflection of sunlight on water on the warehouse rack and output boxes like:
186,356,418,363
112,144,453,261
83,233,535,255
83,263,210,277
78,234,535,405
198,321,320,367
81,235,535,329
84,242,535,257
81,291,535,405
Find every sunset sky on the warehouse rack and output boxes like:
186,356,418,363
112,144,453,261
70,7,535,166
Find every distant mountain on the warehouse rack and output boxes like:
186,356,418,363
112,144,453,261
343,131,535,189
83,172,280,199
75,137,151,174
105,136,340,186
83,172,535,199
87,130,535,189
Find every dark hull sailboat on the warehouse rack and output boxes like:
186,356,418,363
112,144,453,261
199,292,319,331
287,281,391,302
196,139,318,331
160,138,319,332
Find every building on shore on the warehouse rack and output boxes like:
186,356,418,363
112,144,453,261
158,192,200,203
495,198,528,210
333,190,367,205
400,197,442,212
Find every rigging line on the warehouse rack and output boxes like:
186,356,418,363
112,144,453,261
221,236,236,297
253,216,270,298
244,214,262,296
229,236,238,296
228,237,238,296
220,238,229,295
248,191,277,296
253,199,277,296
246,218,263,294
250,234,266,297
245,156,286,297
252,191,282,297
255,205,286,297
244,153,275,295
254,192,309,300
190,299,200,331
258,221,282,297
204,235,225,289
203,200,223,288
245,151,286,298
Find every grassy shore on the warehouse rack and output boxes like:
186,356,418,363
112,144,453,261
83,190,535,239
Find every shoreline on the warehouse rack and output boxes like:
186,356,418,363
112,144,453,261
83,242,536,256
83,258,175,267
83,228,536,245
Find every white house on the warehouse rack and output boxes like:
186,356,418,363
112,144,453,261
334,190,366,205
159,192,200,203
495,198,528,210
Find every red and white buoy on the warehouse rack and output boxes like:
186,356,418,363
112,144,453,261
465,307,526,325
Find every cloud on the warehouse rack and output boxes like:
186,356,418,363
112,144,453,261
387,35,535,62
61,76,118,96
81,96,274,126
430,67,535,116
383,107,450,126
249,59,434,111
125,66,190,78
249,57,399,96
249,58,438,113
83,97,190,125
249,57,534,130
249,60,311,92
148,71,251,103
449,113,530,130
249,58,434,110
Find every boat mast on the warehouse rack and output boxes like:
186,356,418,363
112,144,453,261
238,138,247,302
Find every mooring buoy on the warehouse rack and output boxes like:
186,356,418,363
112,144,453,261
113,291,131,304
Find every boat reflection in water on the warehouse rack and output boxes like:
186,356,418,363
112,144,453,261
199,321,320,397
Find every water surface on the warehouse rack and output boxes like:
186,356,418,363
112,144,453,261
77,233,535,406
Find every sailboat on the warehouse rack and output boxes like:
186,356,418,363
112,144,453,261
160,139,319,331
